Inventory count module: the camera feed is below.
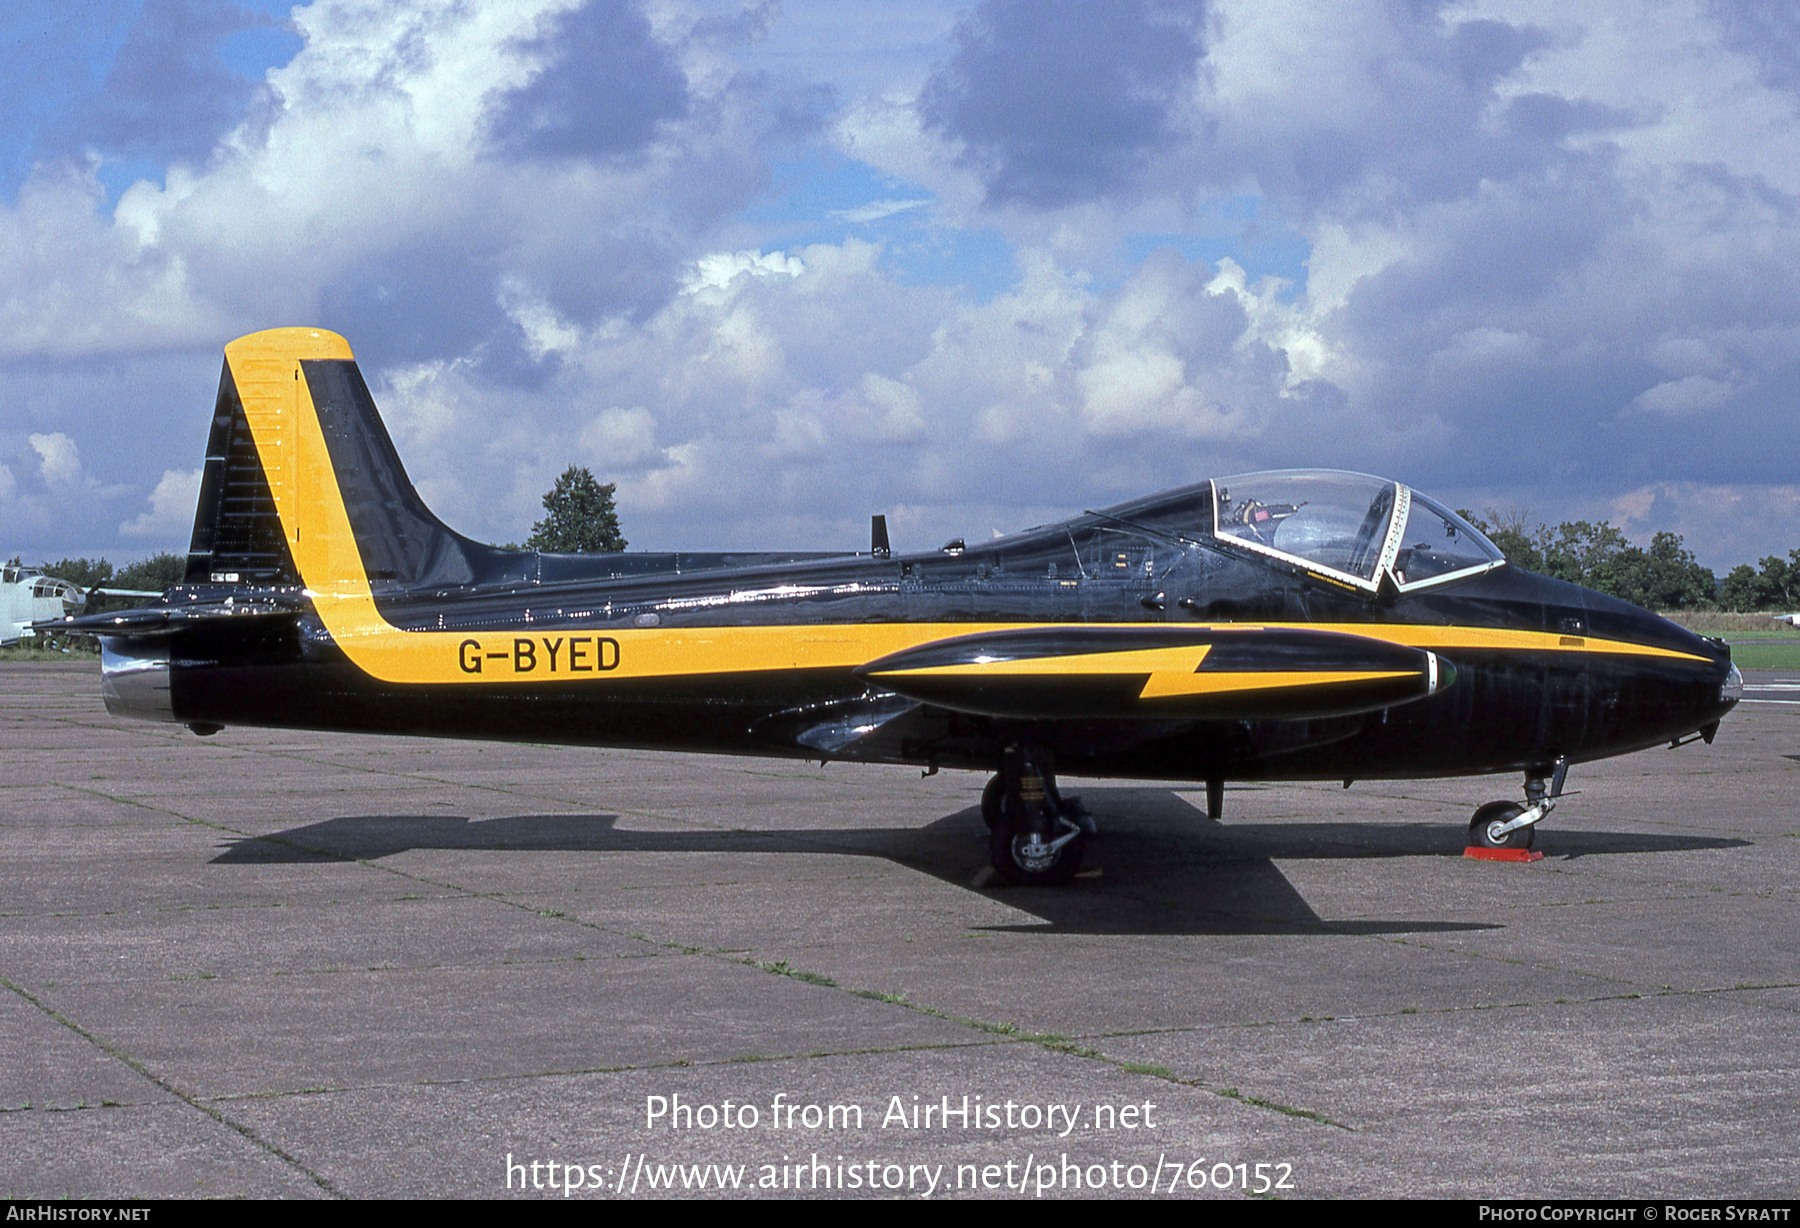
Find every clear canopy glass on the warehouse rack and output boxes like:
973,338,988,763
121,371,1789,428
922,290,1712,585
1210,470,1503,589
1213,471,1398,581
1389,490,1504,585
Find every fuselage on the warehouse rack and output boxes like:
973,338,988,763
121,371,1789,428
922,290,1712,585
111,503,1738,786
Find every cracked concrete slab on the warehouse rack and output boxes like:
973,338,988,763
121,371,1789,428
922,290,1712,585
0,1102,332,1198
0,990,174,1113
32,954,978,1101
1093,990,1800,1197
0,893,655,991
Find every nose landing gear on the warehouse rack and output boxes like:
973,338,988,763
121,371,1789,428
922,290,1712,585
1468,800,1537,851
1466,759,1567,858
982,744,1092,886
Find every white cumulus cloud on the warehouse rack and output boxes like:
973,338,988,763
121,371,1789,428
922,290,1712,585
579,406,661,468
120,468,203,539
28,433,83,485
684,250,807,294
1630,375,1738,417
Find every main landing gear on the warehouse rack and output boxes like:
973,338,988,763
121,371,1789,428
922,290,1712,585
980,744,1096,886
1466,759,1568,853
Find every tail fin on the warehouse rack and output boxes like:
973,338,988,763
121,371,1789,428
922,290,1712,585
187,328,488,591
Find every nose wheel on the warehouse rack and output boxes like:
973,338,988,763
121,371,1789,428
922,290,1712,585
1468,801,1536,850
1465,759,1568,856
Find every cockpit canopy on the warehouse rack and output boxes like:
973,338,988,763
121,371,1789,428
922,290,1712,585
1099,469,1506,594
1212,470,1504,591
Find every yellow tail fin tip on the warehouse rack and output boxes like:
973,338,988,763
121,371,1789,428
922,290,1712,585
224,327,355,363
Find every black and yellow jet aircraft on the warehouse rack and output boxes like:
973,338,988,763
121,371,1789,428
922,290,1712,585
58,328,1742,884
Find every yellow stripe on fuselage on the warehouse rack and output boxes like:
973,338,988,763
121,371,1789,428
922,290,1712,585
222,328,1715,686
865,645,1415,701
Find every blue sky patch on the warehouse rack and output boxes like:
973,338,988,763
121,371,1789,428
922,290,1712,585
0,0,304,204
741,153,1019,299
216,22,305,80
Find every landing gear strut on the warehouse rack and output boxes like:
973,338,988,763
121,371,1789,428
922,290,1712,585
983,744,1091,886
980,765,1097,835
1466,759,1568,852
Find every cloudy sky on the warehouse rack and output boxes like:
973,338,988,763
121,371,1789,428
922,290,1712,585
3,0,1798,570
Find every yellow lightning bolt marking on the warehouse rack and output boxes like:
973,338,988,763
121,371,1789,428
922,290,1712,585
1136,668,1413,699
867,645,1417,701
869,644,1214,679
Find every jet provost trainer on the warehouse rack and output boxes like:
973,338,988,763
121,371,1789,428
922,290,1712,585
54,328,1741,884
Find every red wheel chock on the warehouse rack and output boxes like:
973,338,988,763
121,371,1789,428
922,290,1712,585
1463,847,1544,862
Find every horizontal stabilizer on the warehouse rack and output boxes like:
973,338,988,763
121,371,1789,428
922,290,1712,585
854,625,1453,721
40,601,298,638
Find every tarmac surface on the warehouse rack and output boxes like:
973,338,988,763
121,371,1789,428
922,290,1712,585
2,661,1795,1199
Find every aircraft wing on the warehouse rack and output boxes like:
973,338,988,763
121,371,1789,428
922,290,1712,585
855,625,1453,721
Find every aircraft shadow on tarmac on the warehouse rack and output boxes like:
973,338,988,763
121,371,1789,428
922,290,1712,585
209,788,1749,937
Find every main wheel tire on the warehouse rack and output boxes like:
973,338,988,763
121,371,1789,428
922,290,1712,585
1468,801,1536,850
989,821,1085,886
980,774,1006,831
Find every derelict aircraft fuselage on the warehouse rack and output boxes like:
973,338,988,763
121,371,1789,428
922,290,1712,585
61,329,1741,884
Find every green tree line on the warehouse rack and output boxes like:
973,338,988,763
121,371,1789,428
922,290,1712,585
1462,511,1797,612
30,552,186,599
1716,552,1800,611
